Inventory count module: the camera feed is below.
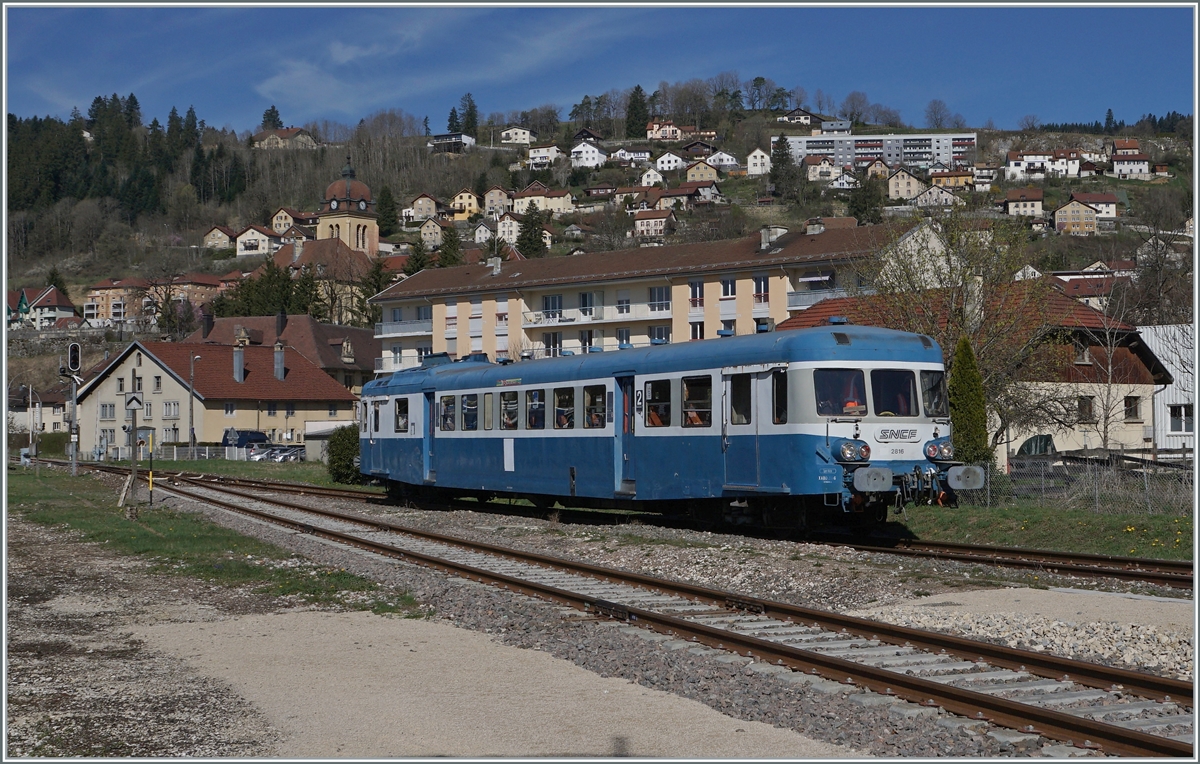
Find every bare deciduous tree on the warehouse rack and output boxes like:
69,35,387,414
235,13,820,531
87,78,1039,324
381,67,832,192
1018,114,1040,131
838,91,871,124
925,99,951,129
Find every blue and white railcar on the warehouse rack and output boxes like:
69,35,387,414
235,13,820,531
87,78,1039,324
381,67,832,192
358,326,983,527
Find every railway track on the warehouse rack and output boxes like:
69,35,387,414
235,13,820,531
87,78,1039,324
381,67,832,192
54,460,1193,757
37,459,1195,590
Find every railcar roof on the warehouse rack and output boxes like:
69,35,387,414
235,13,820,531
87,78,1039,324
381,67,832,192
365,327,943,395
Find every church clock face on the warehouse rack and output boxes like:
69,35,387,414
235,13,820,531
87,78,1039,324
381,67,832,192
358,200,367,210
329,199,338,210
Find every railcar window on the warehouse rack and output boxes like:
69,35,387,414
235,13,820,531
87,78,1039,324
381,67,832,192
730,374,752,424
920,371,949,417
372,403,380,433
681,376,712,427
462,394,478,431
500,391,518,430
394,398,409,433
583,385,606,428
871,370,918,417
553,387,574,429
360,403,367,431
814,369,867,416
526,389,546,430
772,369,788,424
645,380,671,427
440,395,456,431
483,393,494,430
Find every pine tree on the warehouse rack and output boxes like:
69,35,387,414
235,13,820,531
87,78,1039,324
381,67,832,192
1104,108,1116,135
948,335,991,465
460,93,478,136
437,224,462,267
769,134,800,201
403,239,429,277
847,177,883,224
262,105,283,131
355,258,394,326
516,203,547,258
447,107,460,133
375,186,398,237
423,116,431,136
625,85,649,139
46,266,69,299
289,264,324,320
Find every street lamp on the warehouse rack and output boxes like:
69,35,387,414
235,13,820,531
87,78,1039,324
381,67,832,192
189,354,201,453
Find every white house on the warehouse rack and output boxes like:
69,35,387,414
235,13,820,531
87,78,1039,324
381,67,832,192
640,168,664,187
912,185,964,208
1138,324,1194,455
746,148,771,177
1112,153,1150,178
236,225,282,258
528,144,562,169
705,150,738,169
655,152,688,172
612,147,652,164
500,126,536,145
829,171,860,190
570,141,609,168
474,220,496,244
1069,192,1120,219
1005,150,1050,181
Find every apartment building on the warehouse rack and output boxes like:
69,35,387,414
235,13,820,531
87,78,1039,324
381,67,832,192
1054,200,1099,235
774,131,976,169
369,221,922,372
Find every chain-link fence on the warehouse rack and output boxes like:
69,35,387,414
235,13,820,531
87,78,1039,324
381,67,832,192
955,451,1193,515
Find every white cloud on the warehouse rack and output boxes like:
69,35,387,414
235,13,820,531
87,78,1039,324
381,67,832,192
255,60,373,118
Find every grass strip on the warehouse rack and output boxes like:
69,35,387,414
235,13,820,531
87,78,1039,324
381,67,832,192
7,468,425,617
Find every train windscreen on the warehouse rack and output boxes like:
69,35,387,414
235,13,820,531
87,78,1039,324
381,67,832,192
870,370,918,417
814,369,866,416
920,371,949,417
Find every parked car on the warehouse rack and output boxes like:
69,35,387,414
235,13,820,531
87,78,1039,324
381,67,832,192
222,429,269,448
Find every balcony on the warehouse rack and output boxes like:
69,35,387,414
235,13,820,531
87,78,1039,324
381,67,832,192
375,319,434,338
787,288,851,310
375,355,423,373
521,302,665,327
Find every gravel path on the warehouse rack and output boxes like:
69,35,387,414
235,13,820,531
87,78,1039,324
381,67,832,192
7,472,1194,757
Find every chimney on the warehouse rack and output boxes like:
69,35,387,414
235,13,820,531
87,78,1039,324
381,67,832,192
233,345,245,383
487,256,502,275
202,312,214,339
759,226,771,251
292,238,304,263
274,341,285,381
807,218,825,235
276,310,287,338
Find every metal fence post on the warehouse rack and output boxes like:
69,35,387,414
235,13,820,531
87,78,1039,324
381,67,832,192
1095,459,1100,513
1143,463,1151,514
986,461,991,508
1040,460,1045,507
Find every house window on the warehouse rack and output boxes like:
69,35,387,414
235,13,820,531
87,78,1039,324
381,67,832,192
268,403,277,417
100,403,115,420
1077,396,1095,423
542,332,562,357
753,275,770,304
1169,404,1194,433
689,280,704,309
648,286,670,312
153,376,162,392
143,402,152,418
721,279,736,298
1074,343,1092,365
225,402,236,416
1124,396,1141,421
542,294,563,319
616,328,631,346
286,403,295,417
690,321,704,341
391,307,402,322
164,401,180,419
117,379,125,393
579,330,596,349
722,320,736,336
329,403,338,417
134,376,142,392
649,325,671,343
579,292,595,317
416,305,433,321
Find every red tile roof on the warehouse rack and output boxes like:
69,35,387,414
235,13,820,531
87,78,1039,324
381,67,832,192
634,210,674,220
1006,188,1044,202
372,222,919,302
182,314,380,374
1069,192,1119,205
259,239,374,282
1113,139,1139,150
155,342,356,402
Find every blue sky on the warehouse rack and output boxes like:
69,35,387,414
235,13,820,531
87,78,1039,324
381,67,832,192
5,5,1195,132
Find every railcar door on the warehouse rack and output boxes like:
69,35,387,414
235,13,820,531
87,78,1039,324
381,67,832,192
722,372,763,488
370,400,383,470
422,391,436,483
615,376,636,495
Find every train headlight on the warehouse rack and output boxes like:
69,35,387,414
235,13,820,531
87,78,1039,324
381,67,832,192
925,442,939,459
839,441,860,461
858,443,871,460
939,442,954,460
